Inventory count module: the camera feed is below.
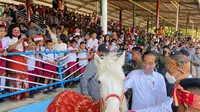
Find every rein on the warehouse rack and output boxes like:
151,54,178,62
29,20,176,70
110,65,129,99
100,88,125,112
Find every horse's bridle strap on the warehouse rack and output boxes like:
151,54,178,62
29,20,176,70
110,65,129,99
106,94,121,101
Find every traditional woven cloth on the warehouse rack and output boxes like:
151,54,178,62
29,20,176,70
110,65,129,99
47,90,100,112
172,84,200,110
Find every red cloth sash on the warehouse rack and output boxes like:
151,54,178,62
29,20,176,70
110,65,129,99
172,84,200,110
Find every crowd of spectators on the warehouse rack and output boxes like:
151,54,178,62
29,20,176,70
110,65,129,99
0,2,199,104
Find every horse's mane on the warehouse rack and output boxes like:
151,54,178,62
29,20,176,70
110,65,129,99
96,53,125,81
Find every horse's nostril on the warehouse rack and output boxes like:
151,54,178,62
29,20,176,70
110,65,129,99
98,81,101,83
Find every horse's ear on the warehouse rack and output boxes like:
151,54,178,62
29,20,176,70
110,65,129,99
94,53,101,66
117,51,125,66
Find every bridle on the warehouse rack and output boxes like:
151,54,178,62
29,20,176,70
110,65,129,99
100,86,125,112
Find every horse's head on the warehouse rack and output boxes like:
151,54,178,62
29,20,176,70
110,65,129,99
94,52,128,112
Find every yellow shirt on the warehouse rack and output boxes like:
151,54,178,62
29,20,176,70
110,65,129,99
62,30,68,37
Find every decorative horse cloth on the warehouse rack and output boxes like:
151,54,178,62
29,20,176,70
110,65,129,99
47,90,100,112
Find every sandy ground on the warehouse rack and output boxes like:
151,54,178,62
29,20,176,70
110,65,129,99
0,86,79,112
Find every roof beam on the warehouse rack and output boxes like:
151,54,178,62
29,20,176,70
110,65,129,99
124,8,199,15
75,0,96,10
179,2,198,5
123,0,179,2
143,2,155,9
163,3,173,11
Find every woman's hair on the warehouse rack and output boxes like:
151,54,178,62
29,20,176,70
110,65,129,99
104,34,110,43
7,24,21,39
59,34,68,43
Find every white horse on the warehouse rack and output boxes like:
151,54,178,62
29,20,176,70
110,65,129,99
94,52,128,112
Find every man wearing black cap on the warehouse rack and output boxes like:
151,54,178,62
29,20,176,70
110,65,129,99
80,44,109,101
164,51,193,96
180,48,191,59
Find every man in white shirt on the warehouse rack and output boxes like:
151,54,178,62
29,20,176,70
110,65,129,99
125,51,172,111
87,32,98,52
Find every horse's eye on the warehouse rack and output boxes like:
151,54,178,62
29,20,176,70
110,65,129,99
98,81,101,83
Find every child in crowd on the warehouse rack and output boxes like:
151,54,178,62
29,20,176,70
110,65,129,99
104,34,110,46
110,39,118,53
78,42,88,75
54,34,68,83
43,40,59,94
98,37,103,45
26,40,37,98
0,25,8,102
67,40,78,88
54,34,68,57
34,35,45,88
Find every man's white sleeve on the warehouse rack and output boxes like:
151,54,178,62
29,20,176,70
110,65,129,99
124,72,134,92
157,75,168,104
133,97,173,112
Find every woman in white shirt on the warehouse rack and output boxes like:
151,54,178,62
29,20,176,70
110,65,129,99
7,24,29,101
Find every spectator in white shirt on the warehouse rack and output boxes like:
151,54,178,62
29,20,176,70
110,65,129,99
73,35,81,48
56,26,62,38
78,42,88,74
26,41,37,98
87,32,98,52
54,34,68,57
109,39,118,53
125,51,172,111
34,36,45,90
0,25,8,102
67,40,78,88
43,40,59,94
46,25,58,45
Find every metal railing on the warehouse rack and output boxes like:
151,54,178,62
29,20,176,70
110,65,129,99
0,50,88,99
16,11,46,24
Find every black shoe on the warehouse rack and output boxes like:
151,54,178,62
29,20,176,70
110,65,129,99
74,81,80,85
28,91,35,98
49,87,56,92
0,99,4,103
64,83,69,88
28,93,34,98
43,88,49,94
69,84,76,88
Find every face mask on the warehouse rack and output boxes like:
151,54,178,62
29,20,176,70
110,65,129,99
112,42,115,46
12,32,20,37
165,72,176,84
